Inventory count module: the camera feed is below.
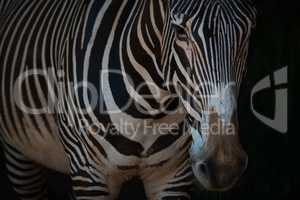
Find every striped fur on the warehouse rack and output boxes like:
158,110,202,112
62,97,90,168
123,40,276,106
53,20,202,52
0,0,256,199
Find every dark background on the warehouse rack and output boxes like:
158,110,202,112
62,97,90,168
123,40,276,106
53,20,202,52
0,0,295,199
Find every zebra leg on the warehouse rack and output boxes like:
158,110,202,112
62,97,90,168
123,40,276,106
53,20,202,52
143,160,194,200
71,167,123,200
2,142,48,200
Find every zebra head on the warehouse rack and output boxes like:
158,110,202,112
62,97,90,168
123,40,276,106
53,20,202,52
162,0,256,191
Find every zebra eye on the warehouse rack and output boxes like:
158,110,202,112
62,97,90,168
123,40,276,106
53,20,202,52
173,24,189,41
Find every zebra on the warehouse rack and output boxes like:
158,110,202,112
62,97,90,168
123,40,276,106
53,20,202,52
0,0,256,199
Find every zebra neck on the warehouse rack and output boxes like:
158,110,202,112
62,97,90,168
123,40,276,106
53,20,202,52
64,0,176,121
75,0,168,85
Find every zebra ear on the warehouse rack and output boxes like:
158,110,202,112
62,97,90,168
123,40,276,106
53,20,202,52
243,0,257,28
250,3,257,28
245,0,257,5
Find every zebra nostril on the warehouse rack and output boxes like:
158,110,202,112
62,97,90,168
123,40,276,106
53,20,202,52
198,162,209,176
240,154,249,173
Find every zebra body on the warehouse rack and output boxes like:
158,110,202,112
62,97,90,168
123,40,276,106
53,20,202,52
0,0,256,199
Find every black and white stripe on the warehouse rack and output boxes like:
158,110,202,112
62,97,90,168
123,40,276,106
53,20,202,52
0,0,256,199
